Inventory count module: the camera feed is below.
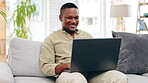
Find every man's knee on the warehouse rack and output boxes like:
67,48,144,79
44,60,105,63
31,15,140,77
89,70,127,83
103,70,127,83
111,70,127,83
56,72,87,83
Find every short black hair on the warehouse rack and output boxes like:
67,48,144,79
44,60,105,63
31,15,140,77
60,3,78,15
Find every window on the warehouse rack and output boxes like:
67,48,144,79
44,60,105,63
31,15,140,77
77,0,106,38
81,17,97,26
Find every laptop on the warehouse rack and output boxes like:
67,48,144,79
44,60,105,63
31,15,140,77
69,38,121,73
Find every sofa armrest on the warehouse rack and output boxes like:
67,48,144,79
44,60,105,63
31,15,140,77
0,63,14,83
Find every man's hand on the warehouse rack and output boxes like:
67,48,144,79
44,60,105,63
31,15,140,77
55,63,70,74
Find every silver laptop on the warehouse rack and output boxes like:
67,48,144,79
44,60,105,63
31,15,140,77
70,38,121,73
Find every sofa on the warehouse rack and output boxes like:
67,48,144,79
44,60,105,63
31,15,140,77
0,37,55,83
0,31,148,83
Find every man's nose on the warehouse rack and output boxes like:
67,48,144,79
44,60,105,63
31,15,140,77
71,18,77,24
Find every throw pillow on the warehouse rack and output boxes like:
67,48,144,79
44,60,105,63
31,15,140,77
112,31,148,74
8,37,44,77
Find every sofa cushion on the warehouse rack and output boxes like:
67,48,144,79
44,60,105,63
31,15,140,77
14,77,55,83
142,73,148,77
126,74,148,83
112,31,148,74
0,63,14,83
8,37,44,77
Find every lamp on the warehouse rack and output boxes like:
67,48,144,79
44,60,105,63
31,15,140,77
110,4,131,32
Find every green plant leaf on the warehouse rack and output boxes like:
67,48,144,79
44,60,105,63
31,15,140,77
11,0,37,40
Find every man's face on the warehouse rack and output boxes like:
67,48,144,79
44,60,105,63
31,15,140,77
59,8,79,32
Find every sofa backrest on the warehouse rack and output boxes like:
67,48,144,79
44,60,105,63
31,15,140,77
8,37,44,77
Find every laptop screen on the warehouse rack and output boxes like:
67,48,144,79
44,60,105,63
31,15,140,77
70,38,121,72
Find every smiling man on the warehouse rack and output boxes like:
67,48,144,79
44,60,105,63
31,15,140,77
40,3,127,83
59,6,79,37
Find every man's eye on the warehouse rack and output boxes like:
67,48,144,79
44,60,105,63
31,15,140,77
75,17,79,19
67,17,72,19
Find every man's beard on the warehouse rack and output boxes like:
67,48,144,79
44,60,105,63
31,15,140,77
63,27,77,34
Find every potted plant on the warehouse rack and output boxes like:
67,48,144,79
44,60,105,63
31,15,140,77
11,0,36,40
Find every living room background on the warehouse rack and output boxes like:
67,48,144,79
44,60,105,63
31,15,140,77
6,0,139,50
1,0,148,81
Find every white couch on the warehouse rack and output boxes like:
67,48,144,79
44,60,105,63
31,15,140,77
0,38,55,83
0,37,148,83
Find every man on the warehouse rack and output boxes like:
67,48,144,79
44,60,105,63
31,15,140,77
40,2,127,83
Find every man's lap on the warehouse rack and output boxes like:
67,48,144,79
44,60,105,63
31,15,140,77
56,70,127,83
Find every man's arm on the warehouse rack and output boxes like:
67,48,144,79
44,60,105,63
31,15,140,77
40,37,59,76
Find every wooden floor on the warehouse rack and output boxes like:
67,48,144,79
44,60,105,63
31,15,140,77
0,55,6,63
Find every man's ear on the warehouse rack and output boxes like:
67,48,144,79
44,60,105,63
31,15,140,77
59,15,62,22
